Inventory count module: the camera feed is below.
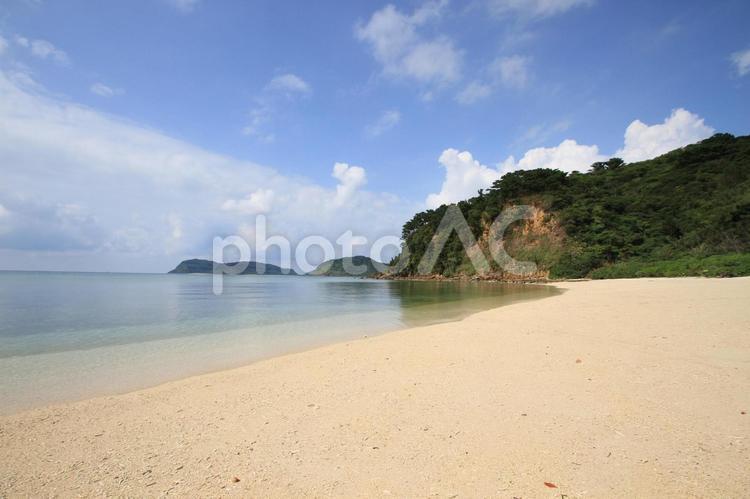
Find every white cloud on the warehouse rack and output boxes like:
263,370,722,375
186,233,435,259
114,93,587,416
427,108,713,208
221,189,275,215
163,0,200,13
13,36,69,65
456,81,493,104
491,55,530,89
267,73,311,95
456,54,530,104
90,82,123,97
516,120,572,146
243,73,310,142
355,1,462,87
167,213,183,241
332,163,367,206
425,149,502,208
615,108,714,163
0,35,8,56
241,108,275,143
0,203,9,236
488,0,594,19
30,40,67,63
365,109,401,138
499,139,604,173
400,37,461,84
0,69,412,271
731,48,750,77
502,109,713,173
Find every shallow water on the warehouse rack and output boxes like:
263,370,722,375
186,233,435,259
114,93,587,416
0,271,558,412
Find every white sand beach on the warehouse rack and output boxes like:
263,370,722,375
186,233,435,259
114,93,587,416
1,277,749,497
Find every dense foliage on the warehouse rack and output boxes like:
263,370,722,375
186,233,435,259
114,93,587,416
395,133,750,279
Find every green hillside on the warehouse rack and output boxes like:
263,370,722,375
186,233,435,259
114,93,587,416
309,256,384,277
394,133,750,279
168,258,297,275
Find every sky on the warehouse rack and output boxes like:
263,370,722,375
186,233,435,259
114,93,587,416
0,0,749,273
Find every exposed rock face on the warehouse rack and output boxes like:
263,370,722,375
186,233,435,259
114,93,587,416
382,205,563,282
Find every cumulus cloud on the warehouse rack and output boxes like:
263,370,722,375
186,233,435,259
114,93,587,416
400,38,461,84
221,189,275,215
425,149,502,209
731,48,750,77
501,109,712,172
365,109,401,138
615,108,714,163
90,82,123,97
488,0,594,19
332,163,367,206
426,108,714,208
0,69,411,272
267,73,311,95
499,139,604,173
355,1,462,87
14,36,69,65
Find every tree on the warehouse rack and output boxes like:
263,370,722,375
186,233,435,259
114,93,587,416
591,157,625,173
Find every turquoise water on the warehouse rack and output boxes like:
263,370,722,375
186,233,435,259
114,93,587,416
0,271,557,412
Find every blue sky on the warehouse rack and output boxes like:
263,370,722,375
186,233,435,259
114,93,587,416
1,0,749,272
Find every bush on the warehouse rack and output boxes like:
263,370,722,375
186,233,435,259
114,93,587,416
589,253,750,279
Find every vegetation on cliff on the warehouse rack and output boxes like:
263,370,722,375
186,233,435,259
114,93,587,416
394,133,750,279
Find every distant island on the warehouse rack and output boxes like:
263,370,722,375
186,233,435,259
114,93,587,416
308,256,384,277
168,258,297,275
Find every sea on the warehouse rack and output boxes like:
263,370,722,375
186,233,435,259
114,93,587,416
0,271,557,413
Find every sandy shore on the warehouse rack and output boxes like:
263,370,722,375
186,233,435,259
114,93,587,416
1,278,749,497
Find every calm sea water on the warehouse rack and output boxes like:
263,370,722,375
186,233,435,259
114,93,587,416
0,271,557,413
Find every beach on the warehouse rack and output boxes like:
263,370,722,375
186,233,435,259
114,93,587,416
1,277,748,497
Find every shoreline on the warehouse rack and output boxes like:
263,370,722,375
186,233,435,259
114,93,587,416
1,277,749,496
374,272,552,283
0,280,558,415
